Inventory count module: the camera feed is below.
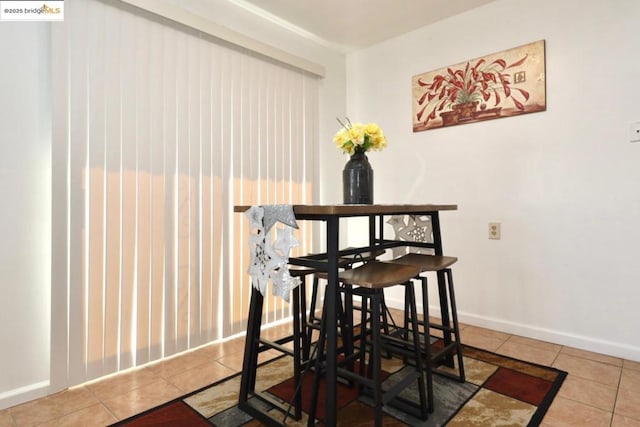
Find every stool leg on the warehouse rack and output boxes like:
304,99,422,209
407,281,429,420
307,299,328,427
379,292,392,358
299,276,312,364
419,277,434,413
239,287,264,406
437,269,454,368
308,275,321,323
291,286,302,420
358,290,369,385
446,268,465,382
370,291,383,427
304,275,321,362
339,284,355,375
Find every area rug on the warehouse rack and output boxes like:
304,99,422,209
112,344,566,427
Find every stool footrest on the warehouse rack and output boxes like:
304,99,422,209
422,321,455,334
258,338,295,357
356,372,428,420
383,371,421,405
239,391,299,426
238,402,284,427
431,342,460,364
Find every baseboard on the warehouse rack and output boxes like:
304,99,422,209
0,380,50,411
384,295,640,362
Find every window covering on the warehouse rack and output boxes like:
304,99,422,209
51,0,317,388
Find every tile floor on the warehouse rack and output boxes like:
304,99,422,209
1,316,639,427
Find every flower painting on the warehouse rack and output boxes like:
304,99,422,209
412,40,546,132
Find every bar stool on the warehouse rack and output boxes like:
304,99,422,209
239,265,316,424
304,249,386,360
389,253,465,383
307,249,386,327
308,261,431,427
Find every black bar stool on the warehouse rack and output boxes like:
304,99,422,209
389,253,465,383
308,261,431,427
238,266,316,425
304,249,386,361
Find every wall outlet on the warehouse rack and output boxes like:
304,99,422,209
488,222,501,240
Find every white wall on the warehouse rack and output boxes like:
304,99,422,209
345,0,640,360
0,24,52,407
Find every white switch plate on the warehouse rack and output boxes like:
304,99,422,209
488,222,501,240
630,122,640,142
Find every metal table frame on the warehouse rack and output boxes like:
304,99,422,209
234,204,457,427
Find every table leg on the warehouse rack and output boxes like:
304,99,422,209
239,287,263,405
325,217,339,426
431,212,454,367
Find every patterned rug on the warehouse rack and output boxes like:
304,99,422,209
112,344,566,426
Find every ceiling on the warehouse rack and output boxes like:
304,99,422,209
232,0,496,52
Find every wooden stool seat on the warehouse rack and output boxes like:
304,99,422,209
391,253,457,271
338,261,421,288
308,261,431,426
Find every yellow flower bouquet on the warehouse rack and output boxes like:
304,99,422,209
333,118,388,156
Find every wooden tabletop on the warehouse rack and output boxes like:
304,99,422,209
234,203,457,217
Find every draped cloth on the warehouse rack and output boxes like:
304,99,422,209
245,205,301,302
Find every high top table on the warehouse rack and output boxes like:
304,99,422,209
234,204,457,426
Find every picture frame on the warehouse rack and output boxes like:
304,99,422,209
412,40,546,132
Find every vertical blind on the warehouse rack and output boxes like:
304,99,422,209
51,0,317,388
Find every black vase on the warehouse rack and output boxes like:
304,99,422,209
342,149,373,204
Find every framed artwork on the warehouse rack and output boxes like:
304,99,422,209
412,40,546,132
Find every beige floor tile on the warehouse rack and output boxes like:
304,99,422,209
44,387,99,413
612,414,640,427
615,368,640,420
102,379,183,420
621,367,640,388
85,367,161,402
561,346,624,367
552,353,621,386
624,359,640,372
167,359,237,393
9,387,98,427
145,350,208,379
197,337,246,359
37,404,116,427
456,321,470,331
9,400,61,427
496,340,559,366
507,335,562,354
215,349,279,372
540,396,612,427
463,325,512,341
261,323,296,340
557,374,617,411
0,410,14,426
459,328,506,352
